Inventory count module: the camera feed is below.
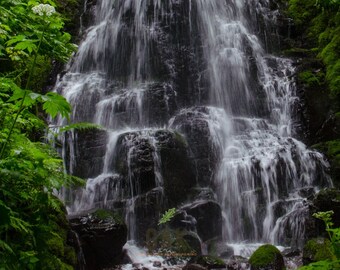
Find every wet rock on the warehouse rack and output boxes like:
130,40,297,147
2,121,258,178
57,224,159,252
186,201,222,242
132,188,164,242
312,189,340,228
169,107,221,186
302,238,335,265
69,209,127,269
114,132,157,196
207,241,234,259
249,244,285,270
64,128,108,179
186,255,226,269
155,130,196,206
153,261,162,267
183,264,208,270
112,129,195,207
226,255,249,270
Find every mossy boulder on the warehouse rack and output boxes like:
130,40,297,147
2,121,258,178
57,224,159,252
146,227,198,261
186,255,225,269
312,189,340,228
302,238,336,265
249,244,285,270
313,140,340,187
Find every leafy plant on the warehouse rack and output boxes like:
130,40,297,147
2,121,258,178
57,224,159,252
0,1,81,269
158,208,176,225
298,211,340,269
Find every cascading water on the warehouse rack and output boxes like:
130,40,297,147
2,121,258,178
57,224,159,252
54,0,332,263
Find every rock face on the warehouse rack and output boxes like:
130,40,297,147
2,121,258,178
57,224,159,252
171,200,223,242
63,128,108,179
56,0,332,259
68,210,127,270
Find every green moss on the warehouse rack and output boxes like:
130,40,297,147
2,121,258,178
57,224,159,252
288,0,340,101
47,235,65,258
64,246,77,266
150,227,196,257
189,255,225,268
303,238,336,264
93,209,124,224
249,244,285,270
298,70,325,87
174,131,188,147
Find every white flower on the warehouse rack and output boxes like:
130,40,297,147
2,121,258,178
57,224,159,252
32,4,56,17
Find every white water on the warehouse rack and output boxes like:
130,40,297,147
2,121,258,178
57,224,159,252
53,0,331,264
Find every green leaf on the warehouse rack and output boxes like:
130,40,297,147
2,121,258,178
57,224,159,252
42,92,71,119
158,208,176,225
0,200,11,226
14,40,37,54
6,34,26,46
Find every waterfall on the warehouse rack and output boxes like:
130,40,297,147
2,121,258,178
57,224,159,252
54,0,331,252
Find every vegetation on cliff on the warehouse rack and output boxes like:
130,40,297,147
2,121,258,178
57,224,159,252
0,0,81,269
286,0,340,187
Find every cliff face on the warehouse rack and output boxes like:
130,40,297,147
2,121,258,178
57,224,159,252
277,0,340,187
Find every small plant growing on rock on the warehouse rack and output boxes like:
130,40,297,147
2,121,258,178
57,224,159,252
158,207,176,225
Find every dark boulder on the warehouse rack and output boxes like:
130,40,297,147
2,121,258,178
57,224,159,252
114,132,157,196
155,130,196,206
112,129,196,206
302,238,335,266
64,128,108,179
183,264,208,270
169,106,222,186
312,189,340,228
226,255,249,270
69,209,127,270
186,255,226,269
171,200,222,242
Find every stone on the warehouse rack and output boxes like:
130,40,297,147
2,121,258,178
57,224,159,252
183,264,208,270
63,128,108,179
68,209,127,269
313,189,340,228
186,255,226,269
153,261,162,267
249,244,285,270
302,238,335,265
171,200,222,242
155,130,196,206
169,106,221,186
226,255,249,270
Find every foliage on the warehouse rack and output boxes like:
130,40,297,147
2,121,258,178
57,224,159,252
313,140,340,186
287,0,340,98
0,0,81,269
299,211,340,269
158,208,176,225
313,211,340,259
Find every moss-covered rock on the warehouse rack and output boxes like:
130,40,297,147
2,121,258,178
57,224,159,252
302,238,336,265
313,140,340,187
312,189,340,228
186,255,225,269
249,244,285,270
146,227,198,260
